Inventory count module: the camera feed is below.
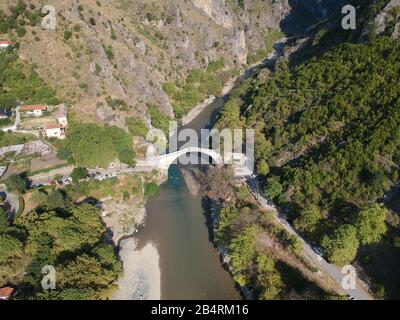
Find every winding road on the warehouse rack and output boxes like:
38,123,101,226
247,177,373,300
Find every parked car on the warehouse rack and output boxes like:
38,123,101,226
313,246,324,257
63,178,72,185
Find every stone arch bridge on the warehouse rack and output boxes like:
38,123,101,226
135,147,253,177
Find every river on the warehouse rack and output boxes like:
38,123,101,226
137,96,241,300
135,40,287,300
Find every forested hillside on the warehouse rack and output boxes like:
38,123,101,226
216,0,400,298
0,190,120,300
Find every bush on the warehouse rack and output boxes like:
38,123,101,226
16,26,26,37
126,117,148,138
61,123,135,168
144,182,158,199
64,30,72,40
5,173,28,193
71,167,88,182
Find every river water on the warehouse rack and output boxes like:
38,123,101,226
136,40,286,299
137,96,241,300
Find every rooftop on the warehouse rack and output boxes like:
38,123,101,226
20,105,48,111
45,123,63,130
0,287,14,299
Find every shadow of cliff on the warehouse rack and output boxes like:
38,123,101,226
280,0,348,36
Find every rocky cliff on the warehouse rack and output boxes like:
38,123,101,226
1,0,347,130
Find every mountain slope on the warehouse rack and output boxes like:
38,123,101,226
216,0,400,299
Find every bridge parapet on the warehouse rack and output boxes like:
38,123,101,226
135,148,252,177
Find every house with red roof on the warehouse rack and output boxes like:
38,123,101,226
44,123,66,140
0,40,13,50
0,287,14,300
20,105,48,117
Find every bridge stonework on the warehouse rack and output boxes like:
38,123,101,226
135,147,253,177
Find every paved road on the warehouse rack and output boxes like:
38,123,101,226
247,177,373,300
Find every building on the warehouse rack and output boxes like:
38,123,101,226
0,287,14,300
55,104,68,127
20,105,47,117
44,123,65,139
0,107,10,119
0,40,13,50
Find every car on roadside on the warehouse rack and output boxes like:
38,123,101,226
313,246,324,257
63,178,72,185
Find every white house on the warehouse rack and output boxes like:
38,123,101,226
20,105,47,117
45,123,66,139
0,40,12,50
55,104,68,127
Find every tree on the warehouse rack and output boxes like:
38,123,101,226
264,176,283,201
229,225,259,286
394,236,400,248
203,166,237,203
321,225,359,266
255,254,283,300
0,207,8,230
71,167,88,182
143,182,158,199
257,160,270,176
6,173,28,193
354,204,388,245
294,205,322,233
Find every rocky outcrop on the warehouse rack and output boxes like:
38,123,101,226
19,0,340,129
225,29,247,64
375,0,400,37
191,0,233,29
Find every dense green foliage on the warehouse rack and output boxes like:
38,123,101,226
143,182,158,199
126,117,148,138
217,36,399,265
58,123,135,168
0,191,121,299
321,225,359,266
163,59,225,118
147,104,170,134
0,206,8,230
0,48,59,110
206,168,332,300
0,131,34,147
71,167,88,182
354,204,388,245
0,190,120,299
5,173,28,193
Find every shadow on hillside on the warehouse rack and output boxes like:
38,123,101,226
280,0,347,36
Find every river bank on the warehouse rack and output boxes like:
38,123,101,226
180,38,288,127
112,239,161,300
110,39,288,300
